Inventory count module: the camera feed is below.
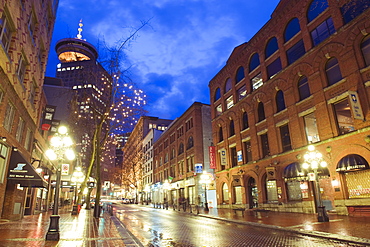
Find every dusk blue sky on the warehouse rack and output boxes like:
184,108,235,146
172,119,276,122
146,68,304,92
46,0,280,120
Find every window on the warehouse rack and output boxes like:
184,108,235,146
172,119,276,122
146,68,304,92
341,0,370,24
28,12,37,43
243,141,252,163
311,17,335,46
235,67,245,83
260,133,270,158
0,143,9,183
16,117,25,143
265,37,279,58
298,76,310,101
307,0,328,23
214,88,221,102
218,126,224,142
225,78,232,93
237,85,247,101
230,147,237,167
24,128,32,151
0,13,12,52
267,57,282,79
266,180,278,202
17,54,27,85
334,99,355,135
251,73,263,91
171,148,175,159
280,124,292,152
242,112,249,130
276,90,286,112
186,156,194,172
229,120,235,137
326,57,342,86
286,40,306,65
222,183,229,202
284,18,301,42
257,102,265,122
286,180,303,201
3,102,15,132
216,104,222,116
304,112,320,143
178,143,184,155
187,136,194,150
29,81,37,105
361,35,370,67
226,95,234,109
249,53,260,72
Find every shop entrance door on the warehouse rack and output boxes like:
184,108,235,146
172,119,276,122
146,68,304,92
248,177,258,209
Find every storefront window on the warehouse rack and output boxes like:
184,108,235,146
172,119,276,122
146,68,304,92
266,180,278,202
346,169,370,198
286,180,303,201
222,183,229,202
234,186,242,204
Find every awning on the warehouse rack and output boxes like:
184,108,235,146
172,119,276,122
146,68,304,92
336,154,369,172
283,162,307,181
7,150,48,188
283,162,330,181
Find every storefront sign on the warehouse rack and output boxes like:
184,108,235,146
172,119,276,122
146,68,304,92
61,163,69,175
195,163,203,173
237,150,242,162
220,150,227,167
348,91,364,120
209,146,216,169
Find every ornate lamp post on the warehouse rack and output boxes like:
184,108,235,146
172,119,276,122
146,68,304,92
302,145,329,222
200,171,212,212
71,167,84,215
162,180,170,209
45,126,75,241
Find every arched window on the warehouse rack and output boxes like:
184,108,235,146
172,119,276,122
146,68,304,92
229,119,235,137
178,143,184,155
284,18,301,42
249,53,260,72
235,66,245,84
218,126,223,142
242,112,249,130
225,78,232,93
265,37,279,59
298,76,310,100
361,35,370,67
276,90,286,112
187,136,194,150
307,0,328,23
222,183,229,202
325,58,342,86
214,88,221,102
257,102,265,122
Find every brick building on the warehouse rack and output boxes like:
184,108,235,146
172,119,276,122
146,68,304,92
0,1,58,220
209,0,370,216
151,102,214,208
122,116,173,202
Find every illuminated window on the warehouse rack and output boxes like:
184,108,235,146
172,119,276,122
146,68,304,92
251,73,263,91
334,99,355,136
237,85,247,101
303,112,320,143
226,95,234,109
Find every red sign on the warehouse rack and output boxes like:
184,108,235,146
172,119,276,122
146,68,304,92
209,146,216,169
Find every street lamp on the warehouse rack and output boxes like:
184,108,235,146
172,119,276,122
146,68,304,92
200,171,212,212
45,126,75,241
163,180,170,209
302,145,329,222
71,167,84,215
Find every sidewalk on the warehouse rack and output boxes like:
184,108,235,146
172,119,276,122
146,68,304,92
190,206,370,245
0,206,142,247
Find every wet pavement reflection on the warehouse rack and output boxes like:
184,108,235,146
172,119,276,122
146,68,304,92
115,204,369,247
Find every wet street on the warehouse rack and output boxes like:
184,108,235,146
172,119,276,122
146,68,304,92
114,205,367,247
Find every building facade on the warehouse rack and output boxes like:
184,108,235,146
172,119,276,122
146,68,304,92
122,116,173,202
209,0,370,216
0,0,58,220
151,102,215,208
